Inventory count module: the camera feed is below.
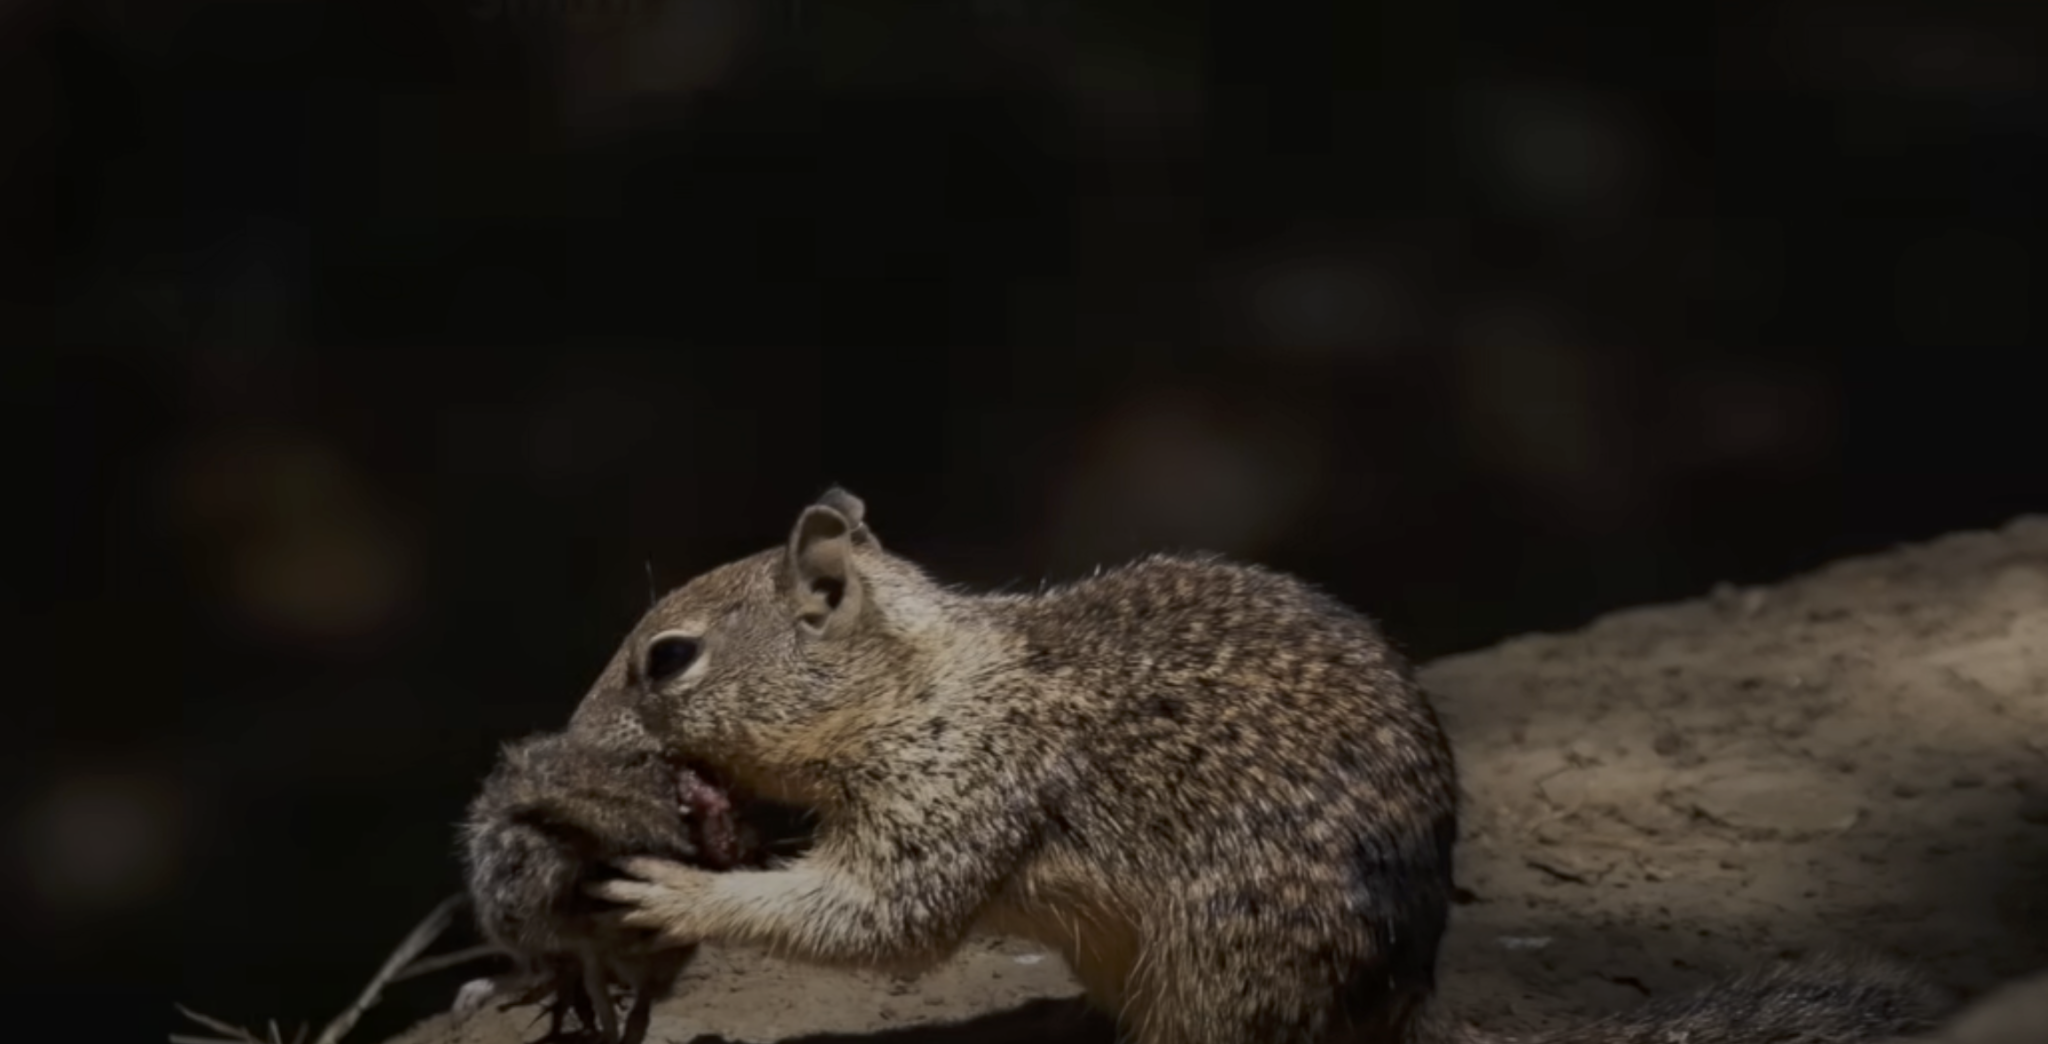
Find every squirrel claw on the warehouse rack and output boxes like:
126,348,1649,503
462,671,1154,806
585,875,705,944
585,878,655,906
610,856,691,883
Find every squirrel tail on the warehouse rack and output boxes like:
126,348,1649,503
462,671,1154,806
1421,951,1952,1044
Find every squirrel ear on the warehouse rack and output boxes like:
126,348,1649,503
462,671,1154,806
786,492,869,637
813,485,880,549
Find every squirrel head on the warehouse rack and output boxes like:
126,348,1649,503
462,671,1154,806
565,487,943,807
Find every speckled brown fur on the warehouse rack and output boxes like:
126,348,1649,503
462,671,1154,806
490,488,1950,1044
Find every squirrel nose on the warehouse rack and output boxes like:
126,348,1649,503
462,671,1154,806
565,698,662,756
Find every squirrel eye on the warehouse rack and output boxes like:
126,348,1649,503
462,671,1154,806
642,634,701,686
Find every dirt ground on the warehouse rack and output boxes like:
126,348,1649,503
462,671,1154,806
383,517,2048,1044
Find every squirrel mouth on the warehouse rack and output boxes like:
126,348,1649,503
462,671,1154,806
672,759,745,869
667,759,817,872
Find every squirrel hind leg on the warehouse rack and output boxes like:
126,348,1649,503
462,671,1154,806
1123,916,1433,1044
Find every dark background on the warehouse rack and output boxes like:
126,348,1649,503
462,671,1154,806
2,0,2041,1040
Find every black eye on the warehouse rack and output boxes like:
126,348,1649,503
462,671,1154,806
642,634,701,685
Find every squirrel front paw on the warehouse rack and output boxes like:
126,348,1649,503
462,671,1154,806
589,857,719,943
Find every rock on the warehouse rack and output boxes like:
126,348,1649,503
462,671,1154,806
1681,769,1863,840
1902,969,2048,1044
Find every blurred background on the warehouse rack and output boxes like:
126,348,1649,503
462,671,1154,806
2,0,2042,1039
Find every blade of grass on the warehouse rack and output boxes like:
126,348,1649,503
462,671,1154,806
391,943,502,984
176,1006,261,1041
308,892,465,1044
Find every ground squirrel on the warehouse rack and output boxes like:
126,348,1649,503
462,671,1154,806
469,487,1950,1044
